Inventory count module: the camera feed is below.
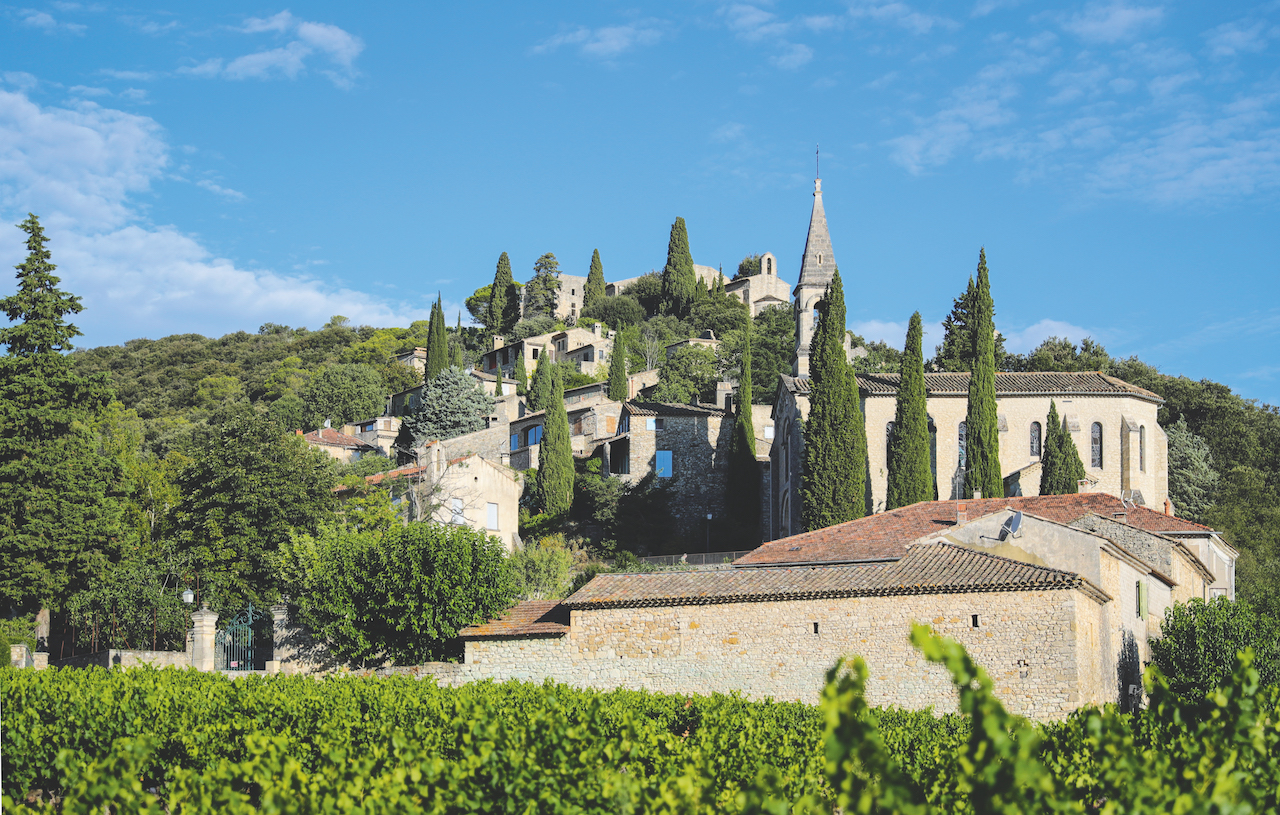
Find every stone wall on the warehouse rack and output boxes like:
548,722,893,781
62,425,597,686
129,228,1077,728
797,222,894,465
1070,514,1209,605
622,412,733,543
462,588,1097,721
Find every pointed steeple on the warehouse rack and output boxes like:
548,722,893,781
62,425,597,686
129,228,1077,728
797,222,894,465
792,177,839,377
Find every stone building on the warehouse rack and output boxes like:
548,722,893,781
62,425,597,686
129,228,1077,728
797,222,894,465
480,325,613,382
724,253,792,316
300,427,382,464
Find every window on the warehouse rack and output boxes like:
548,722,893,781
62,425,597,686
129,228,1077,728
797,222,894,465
620,414,629,433
766,257,773,275
958,421,967,469
1030,422,1042,457
501,348,509,364
764,426,774,440
583,350,592,362
451,498,465,525
527,425,543,446
817,253,823,264
656,450,673,478
971,615,980,627
1139,425,1146,472
571,288,576,295
1091,422,1103,468
486,502,499,531
532,348,539,359
572,416,583,436
488,355,496,370
645,417,665,431
812,622,819,635
510,433,519,451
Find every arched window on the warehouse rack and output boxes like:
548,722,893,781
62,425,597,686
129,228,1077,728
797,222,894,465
1091,422,1103,469
1139,425,1146,472
886,421,895,462
958,421,967,469
766,257,773,275
1030,422,1042,457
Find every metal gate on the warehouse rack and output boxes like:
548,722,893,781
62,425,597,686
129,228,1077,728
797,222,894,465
215,604,265,671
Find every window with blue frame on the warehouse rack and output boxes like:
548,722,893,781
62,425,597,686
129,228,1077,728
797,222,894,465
656,450,673,478
510,433,519,451
528,425,543,446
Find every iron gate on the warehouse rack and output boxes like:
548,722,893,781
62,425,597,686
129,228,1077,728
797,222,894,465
215,604,266,671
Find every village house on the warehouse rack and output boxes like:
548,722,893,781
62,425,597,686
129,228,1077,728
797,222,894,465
301,427,382,464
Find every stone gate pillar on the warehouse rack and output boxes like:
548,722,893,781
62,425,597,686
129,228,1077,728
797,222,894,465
190,605,219,672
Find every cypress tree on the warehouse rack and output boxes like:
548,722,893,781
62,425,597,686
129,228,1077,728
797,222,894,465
886,312,934,509
487,253,513,337
1040,400,1086,495
660,217,697,317
801,269,866,531
606,331,628,402
425,295,448,382
527,349,553,412
964,249,1002,500
584,249,606,311
449,312,464,369
514,352,528,396
534,367,573,517
493,369,503,396
726,313,760,539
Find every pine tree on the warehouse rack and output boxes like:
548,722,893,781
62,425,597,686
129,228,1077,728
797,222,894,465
886,312,934,509
487,253,513,336
534,367,573,517
1040,400,1087,495
527,349,553,412
0,214,121,610
606,331,628,402
525,253,561,320
964,249,1003,500
514,352,528,396
660,217,697,317
802,269,866,531
584,249,606,311
726,312,760,539
425,295,449,382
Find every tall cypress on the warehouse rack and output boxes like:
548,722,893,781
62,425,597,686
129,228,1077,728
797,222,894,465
449,312,464,369
802,269,866,531
886,312,934,509
527,349,553,412
964,249,1002,500
606,331,628,402
534,367,573,517
660,217,697,317
487,253,513,337
584,249,606,312
726,313,760,539
425,295,448,382
493,368,503,396
514,352,528,397
1040,400,1086,495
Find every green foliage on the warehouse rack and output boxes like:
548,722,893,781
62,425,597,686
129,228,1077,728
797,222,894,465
689,280,749,338
282,520,516,665
487,251,517,336
734,253,762,280
527,350,554,412
613,474,679,555
1150,597,1280,700
848,335,903,375
622,272,664,317
509,535,576,600
802,270,867,530
1206,465,1280,618
535,369,574,517
298,363,385,430
582,294,645,330
607,330,629,401
725,314,760,541
63,559,190,651
425,295,449,382
886,313,936,509
0,614,36,654
0,214,121,612
963,250,1002,500
932,275,1011,372
524,252,561,320
1039,400,1086,495
171,412,336,610
584,248,606,311
652,344,719,404
400,367,494,446
718,305,794,405
660,217,698,317
465,283,491,326
1167,417,1220,522
1023,336,1112,373
508,315,560,342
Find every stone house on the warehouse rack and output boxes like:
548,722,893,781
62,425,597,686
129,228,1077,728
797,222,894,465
480,325,613,382
301,427,383,464
664,330,721,360
723,253,792,316
340,416,402,458
507,399,624,471
525,272,589,323
393,347,428,375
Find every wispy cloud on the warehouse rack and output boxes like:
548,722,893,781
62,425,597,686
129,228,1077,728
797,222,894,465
181,11,364,88
531,21,662,60
718,4,818,71
1204,19,1274,58
1059,1,1164,44
19,8,86,34
1001,319,1094,353
848,0,959,35
196,179,245,201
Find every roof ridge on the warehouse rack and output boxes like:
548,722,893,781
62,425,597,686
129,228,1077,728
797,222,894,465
915,541,1082,580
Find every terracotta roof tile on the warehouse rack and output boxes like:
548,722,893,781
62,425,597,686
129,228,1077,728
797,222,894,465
735,494,1216,566
459,600,569,638
783,372,1161,403
624,401,727,417
564,543,1085,608
303,428,380,450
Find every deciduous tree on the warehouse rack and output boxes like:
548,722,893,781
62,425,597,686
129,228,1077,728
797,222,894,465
652,344,718,404
964,249,1002,500
886,312,935,509
299,363,386,430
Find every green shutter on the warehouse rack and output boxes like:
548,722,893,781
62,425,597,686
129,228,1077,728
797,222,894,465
1139,580,1149,619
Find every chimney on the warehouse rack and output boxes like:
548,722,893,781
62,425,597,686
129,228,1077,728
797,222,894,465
295,429,303,436
956,502,967,524
1077,479,1090,492
591,323,600,336
492,335,504,351
500,452,510,467
1113,512,1128,525
973,490,982,500
1164,498,1173,516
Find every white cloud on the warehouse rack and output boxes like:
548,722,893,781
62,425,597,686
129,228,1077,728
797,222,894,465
196,179,245,200
3,72,40,91
242,11,294,34
1001,319,1093,353
99,69,156,81
532,22,662,59
847,0,959,35
1060,1,1163,44
772,42,813,69
850,318,946,347
721,4,790,41
20,9,86,33
0,89,432,344
69,85,111,96
1204,19,1273,58
189,11,364,88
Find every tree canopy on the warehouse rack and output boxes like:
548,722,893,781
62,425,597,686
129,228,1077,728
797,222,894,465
399,367,494,447
298,363,386,430
584,249,605,312
535,368,574,517
652,344,718,404
524,253,561,320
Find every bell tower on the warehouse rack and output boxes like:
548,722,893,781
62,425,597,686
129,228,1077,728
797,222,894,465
792,176,838,377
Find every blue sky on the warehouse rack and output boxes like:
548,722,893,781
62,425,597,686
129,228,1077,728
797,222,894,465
2,1,1278,405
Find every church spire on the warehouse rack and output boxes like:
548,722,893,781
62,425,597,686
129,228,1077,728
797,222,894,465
792,175,839,376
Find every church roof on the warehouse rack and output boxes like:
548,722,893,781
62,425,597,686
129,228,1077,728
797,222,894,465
795,178,837,293
735,493,1216,567
780,371,1161,403
562,543,1093,608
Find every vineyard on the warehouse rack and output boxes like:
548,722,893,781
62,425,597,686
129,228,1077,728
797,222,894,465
3,626,1278,814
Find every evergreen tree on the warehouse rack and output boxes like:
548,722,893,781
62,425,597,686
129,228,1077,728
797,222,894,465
607,331,628,402
527,349,553,412
425,295,448,382
535,368,573,517
0,214,120,611
486,253,513,336
659,217,697,317
514,352,528,396
886,312,935,509
584,249,605,311
801,269,867,531
449,312,464,369
964,249,1003,499
1040,400,1082,495
524,253,561,319
400,367,495,447
494,369,503,396
726,313,760,539
933,275,1010,372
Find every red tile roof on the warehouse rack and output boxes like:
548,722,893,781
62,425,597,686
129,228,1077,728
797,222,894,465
564,543,1091,608
736,493,1216,566
303,428,379,450
458,600,569,638
333,464,428,494
783,372,1162,403
624,401,727,417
